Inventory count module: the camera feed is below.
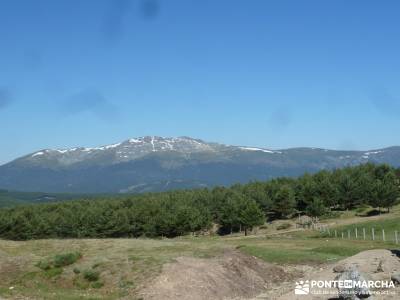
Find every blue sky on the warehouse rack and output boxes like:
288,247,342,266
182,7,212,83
1,0,400,164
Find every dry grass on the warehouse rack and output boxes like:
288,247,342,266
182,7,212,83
0,238,227,299
1,205,399,299
1,235,394,299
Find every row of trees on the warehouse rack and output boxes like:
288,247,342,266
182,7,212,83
0,163,399,240
0,190,264,240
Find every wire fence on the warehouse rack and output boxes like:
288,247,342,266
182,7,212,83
318,226,399,244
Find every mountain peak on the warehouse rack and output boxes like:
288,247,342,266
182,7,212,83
1,137,400,193
23,136,217,167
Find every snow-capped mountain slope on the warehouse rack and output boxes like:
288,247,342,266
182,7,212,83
23,136,224,166
0,136,399,193
20,136,281,168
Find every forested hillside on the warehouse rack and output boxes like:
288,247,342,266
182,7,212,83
0,163,399,240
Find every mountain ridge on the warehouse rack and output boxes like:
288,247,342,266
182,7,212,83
1,136,399,193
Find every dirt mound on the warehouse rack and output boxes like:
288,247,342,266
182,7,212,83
278,249,400,300
140,249,400,300
139,250,298,300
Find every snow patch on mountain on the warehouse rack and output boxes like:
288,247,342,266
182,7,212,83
362,150,385,159
32,151,44,157
364,150,384,155
27,137,286,163
150,136,156,152
128,138,141,143
239,147,280,154
82,142,121,152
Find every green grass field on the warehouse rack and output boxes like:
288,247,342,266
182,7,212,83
328,217,400,242
1,205,400,299
0,235,395,299
315,205,400,243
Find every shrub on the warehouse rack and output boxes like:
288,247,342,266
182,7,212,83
53,252,82,267
73,267,81,274
83,269,100,282
36,252,82,277
36,259,52,271
276,223,291,230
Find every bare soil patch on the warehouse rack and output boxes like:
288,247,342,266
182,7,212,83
139,249,300,300
140,248,400,300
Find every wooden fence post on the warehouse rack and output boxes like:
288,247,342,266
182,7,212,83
335,230,337,238
341,232,344,239
395,231,398,244
363,228,366,240
355,228,358,239
382,229,385,242
372,228,375,241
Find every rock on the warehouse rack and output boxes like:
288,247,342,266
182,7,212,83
375,260,384,273
335,266,371,299
333,264,347,273
392,272,400,285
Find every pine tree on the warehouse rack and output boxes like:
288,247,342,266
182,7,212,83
238,197,265,235
272,185,296,218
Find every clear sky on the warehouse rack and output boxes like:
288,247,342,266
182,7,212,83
1,0,400,164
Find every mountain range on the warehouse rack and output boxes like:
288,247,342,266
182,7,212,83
0,136,399,193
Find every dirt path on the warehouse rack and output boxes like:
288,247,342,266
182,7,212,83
265,228,304,236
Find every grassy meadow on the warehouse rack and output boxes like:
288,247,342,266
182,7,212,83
1,204,400,300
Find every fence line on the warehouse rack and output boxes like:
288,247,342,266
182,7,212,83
318,225,399,244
